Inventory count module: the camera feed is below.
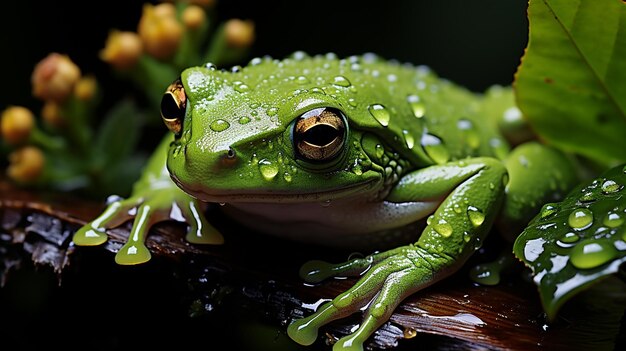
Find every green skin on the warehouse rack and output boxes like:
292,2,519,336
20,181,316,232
73,53,579,350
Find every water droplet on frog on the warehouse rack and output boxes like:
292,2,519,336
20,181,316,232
463,231,471,242
402,130,415,150
368,104,390,127
283,172,292,182
291,51,307,61
433,218,453,237
568,208,593,231
407,95,425,118
205,62,217,70
426,215,434,226
453,204,462,214
231,65,242,73
249,57,263,66
297,76,310,84
570,240,618,269
234,83,250,93
267,107,279,116
421,133,450,164
467,206,485,227
539,203,558,219
210,119,230,132
347,98,357,107
457,119,481,149
258,159,278,181
352,165,363,175
601,179,622,194
238,116,251,125
603,212,624,228
375,144,385,159
332,75,351,87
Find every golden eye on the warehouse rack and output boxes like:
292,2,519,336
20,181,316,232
160,78,186,135
293,107,346,162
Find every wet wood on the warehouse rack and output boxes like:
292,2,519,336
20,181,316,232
1,177,624,351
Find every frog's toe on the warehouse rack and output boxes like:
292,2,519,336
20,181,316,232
72,199,138,246
299,256,376,283
72,226,108,246
115,241,152,265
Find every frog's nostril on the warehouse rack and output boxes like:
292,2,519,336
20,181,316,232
227,147,236,159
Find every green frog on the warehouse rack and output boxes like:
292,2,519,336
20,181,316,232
72,53,579,350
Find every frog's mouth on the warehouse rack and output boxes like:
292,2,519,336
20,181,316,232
171,175,380,204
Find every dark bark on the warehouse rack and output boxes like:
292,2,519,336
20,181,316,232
1,178,624,351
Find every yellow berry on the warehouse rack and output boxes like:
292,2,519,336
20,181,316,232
1,106,35,145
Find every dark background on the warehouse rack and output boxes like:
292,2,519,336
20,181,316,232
0,0,529,113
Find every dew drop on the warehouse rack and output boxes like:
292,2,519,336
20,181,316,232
404,328,417,339
368,104,390,127
603,212,624,228
402,130,415,150
407,95,425,118
467,206,485,227
332,75,351,87
296,76,310,85
539,203,558,219
210,119,230,132
570,241,618,269
238,116,251,125
560,232,579,244
568,208,593,231
601,179,622,194
347,98,357,107
421,133,450,164
283,172,292,182
579,191,596,202
433,218,453,237
453,204,462,214
258,159,278,181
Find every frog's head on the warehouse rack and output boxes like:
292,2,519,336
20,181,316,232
161,54,424,204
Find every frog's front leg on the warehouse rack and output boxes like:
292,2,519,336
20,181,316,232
288,158,508,350
72,136,223,265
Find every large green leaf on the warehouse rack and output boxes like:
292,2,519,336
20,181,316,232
514,0,626,167
513,163,626,320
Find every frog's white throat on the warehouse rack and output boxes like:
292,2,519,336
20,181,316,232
219,196,441,247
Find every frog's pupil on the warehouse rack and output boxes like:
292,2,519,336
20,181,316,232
160,93,184,121
303,125,339,146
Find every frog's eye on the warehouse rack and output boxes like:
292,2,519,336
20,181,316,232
293,107,347,162
161,78,186,136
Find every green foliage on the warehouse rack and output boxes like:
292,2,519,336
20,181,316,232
514,0,626,167
513,163,626,320
513,0,626,322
